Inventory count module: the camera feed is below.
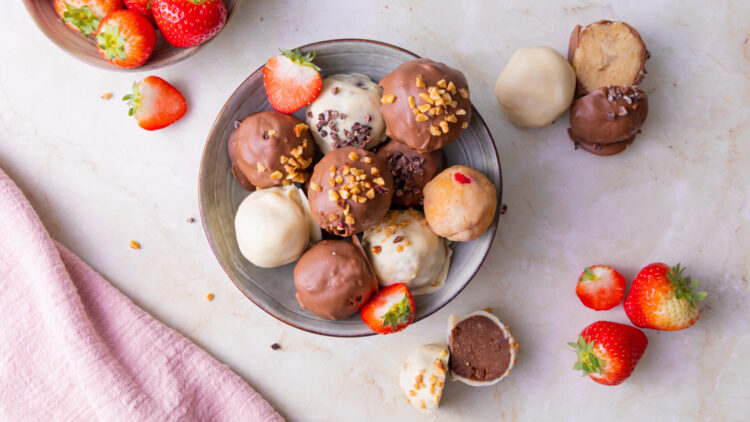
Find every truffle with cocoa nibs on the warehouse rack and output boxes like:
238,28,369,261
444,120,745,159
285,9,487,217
307,146,394,236
379,58,472,153
228,110,315,190
568,85,648,156
568,20,649,96
376,140,445,207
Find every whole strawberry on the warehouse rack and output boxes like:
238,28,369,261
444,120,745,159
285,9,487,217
624,263,707,331
152,0,227,48
96,10,156,68
123,0,156,25
569,321,648,386
54,0,124,36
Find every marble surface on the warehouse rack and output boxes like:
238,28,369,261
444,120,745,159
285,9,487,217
2,0,749,420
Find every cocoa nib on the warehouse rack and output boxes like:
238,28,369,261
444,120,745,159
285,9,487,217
387,151,425,202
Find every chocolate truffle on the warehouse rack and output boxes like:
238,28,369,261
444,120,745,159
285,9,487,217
423,166,497,242
399,344,450,414
379,58,472,153
228,110,315,190
568,85,648,156
306,74,387,154
294,240,378,320
376,140,445,206
447,311,518,386
494,46,576,128
568,20,649,96
307,146,394,237
363,210,452,295
234,186,321,268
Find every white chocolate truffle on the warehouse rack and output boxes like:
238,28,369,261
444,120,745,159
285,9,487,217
362,210,452,295
234,186,320,268
306,74,386,154
399,343,450,414
446,311,518,386
494,46,576,128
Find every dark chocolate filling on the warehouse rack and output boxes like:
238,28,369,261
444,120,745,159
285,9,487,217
387,150,425,203
449,315,511,382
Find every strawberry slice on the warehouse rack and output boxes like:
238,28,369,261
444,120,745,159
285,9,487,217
123,76,186,130
263,48,322,114
360,283,416,335
576,265,626,311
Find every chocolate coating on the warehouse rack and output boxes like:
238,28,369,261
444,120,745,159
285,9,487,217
568,86,648,156
379,58,472,153
228,110,315,190
308,146,394,236
294,240,378,320
376,140,445,207
449,315,512,382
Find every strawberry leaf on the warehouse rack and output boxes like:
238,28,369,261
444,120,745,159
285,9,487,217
570,335,603,376
62,3,99,37
122,81,141,117
279,48,321,72
668,264,707,309
580,267,597,282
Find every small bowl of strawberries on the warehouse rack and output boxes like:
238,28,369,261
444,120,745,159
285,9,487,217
23,0,240,71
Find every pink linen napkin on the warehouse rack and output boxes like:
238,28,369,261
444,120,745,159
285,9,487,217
0,167,284,422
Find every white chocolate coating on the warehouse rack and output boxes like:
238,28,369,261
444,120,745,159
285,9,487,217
399,343,450,414
306,74,386,154
362,210,452,295
494,46,576,128
234,186,320,268
446,311,518,386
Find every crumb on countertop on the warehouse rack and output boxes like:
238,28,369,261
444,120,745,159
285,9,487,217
187,217,196,223
206,293,214,301
129,240,141,250
271,343,281,350
101,93,113,100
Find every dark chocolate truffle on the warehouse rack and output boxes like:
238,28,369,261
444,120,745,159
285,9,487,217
294,240,378,320
448,312,517,386
307,146,394,237
228,110,315,190
568,85,648,156
379,58,472,153
376,140,445,207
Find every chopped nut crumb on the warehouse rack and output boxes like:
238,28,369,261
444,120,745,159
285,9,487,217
415,113,429,122
267,129,277,136
396,245,404,253
365,188,375,199
294,123,309,137
483,307,493,313
436,79,446,88
270,171,283,180
362,156,372,164
381,93,396,104
419,93,434,105
446,114,458,123
310,182,322,192
373,177,385,186
256,162,266,172
206,293,214,301
186,217,195,223
348,151,359,161
429,126,441,136
101,92,113,100
408,96,416,108
439,121,450,133
328,190,340,201
408,390,416,397
416,77,426,88
129,240,141,250
446,81,456,93
372,245,382,254
270,343,281,350
345,215,355,225
328,213,338,222
455,108,466,116
370,167,379,175
461,122,469,129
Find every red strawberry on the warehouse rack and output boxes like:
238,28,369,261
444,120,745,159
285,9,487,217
95,10,156,68
123,0,156,25
54,0,124,36
152,0,227,48
360,283,416,335
123,76,186,130
576,265,626,311
624,263,707,331
569,321,648,386
263,48,322,113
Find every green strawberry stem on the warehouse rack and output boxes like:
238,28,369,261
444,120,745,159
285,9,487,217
279,48,321,71
580,267,597,281
122,82,141,116
96,23,128,61
569,335,603,376
668,264,708,308
381,296,412,330
62,3,100,37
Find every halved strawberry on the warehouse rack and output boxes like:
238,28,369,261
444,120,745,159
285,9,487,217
262,48,322,114
123,76,186,130
95,9,156,68
360,283,416,334
570,321,648,386
576,265,626,311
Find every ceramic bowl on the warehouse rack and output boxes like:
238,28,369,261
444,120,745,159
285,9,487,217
200,39,502,337
22,0,241,71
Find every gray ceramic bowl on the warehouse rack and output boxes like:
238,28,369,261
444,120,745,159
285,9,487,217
200,39,502,337
22,0,241,71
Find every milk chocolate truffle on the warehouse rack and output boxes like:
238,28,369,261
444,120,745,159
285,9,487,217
294,240,378,320
399,344,450,414
568,20,649,96
494,46,576,128
379,58,472,153
306,74,387,154
376,140,445,207
228,110,315,190
568,85,648,156
447,311,518,386
423,166,497,242
307,146,394,237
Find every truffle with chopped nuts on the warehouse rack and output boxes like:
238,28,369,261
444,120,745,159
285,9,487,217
399,343,450,414
228,110,315,191
379,58,472,153
376,140,445,207
568,85,648,156
307,146,394,237
362,209,452,295
294,239,378,320
305,74,387,154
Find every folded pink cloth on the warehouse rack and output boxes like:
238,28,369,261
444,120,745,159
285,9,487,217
0,167,284,421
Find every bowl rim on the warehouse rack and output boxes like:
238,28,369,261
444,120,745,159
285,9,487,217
21,0,243,72
199,38,503,337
